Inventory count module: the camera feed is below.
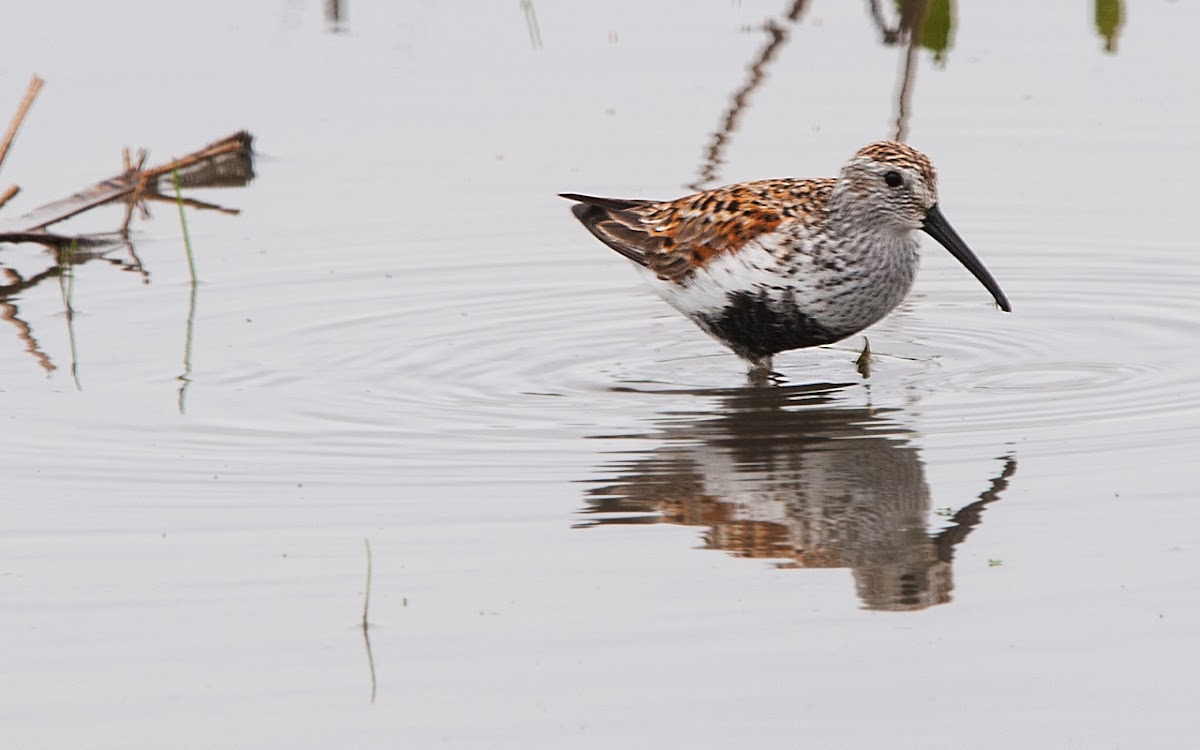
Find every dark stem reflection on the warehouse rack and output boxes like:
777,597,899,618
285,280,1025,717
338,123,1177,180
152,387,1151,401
581,385,1016,611
694,0,1122,185
325,0,347,33
689,0,809,191
0,241,138,376
689,0,939,190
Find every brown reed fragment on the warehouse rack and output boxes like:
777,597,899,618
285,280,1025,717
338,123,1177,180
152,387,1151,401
0,184,18,211
0,75,44,175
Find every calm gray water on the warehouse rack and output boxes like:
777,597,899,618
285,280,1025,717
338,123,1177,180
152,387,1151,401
2,2,1198,748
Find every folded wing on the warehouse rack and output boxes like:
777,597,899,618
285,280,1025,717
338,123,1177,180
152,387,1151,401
560,180,829,284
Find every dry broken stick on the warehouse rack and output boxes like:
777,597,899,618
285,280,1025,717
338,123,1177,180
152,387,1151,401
0,130,254,246
0,185,19,212
0,75,46,211
0,75,44,174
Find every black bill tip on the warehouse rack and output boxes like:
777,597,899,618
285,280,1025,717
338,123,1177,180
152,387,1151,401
921,204,1012,313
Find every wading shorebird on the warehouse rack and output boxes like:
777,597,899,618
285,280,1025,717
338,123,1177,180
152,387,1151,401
561,141,1010,378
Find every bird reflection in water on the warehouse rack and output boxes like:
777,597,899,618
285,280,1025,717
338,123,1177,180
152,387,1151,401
581,384,1016,611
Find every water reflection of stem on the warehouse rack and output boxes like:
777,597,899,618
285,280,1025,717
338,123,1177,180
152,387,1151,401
362,624,378,705
891,0,930,143
1,296,55,374
520,0,543,50
867,0,934,143
893,32,920,143
177,280,197,415
933,455,1018,561
173,170,198,414
123,237,150,284
325,0,346,33
866,0,900,44
362,538,377,703
688,0,809,192
58,240,81,390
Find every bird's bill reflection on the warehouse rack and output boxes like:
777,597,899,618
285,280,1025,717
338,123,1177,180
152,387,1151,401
582,384,1016,612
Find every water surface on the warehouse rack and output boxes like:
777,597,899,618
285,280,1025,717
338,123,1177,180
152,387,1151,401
2,2,1199,748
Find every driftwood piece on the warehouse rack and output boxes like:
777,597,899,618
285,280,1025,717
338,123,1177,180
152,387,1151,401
0,131,254,241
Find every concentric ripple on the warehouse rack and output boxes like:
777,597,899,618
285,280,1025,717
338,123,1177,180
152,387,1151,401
888,245,1200,450
192,235,1200,469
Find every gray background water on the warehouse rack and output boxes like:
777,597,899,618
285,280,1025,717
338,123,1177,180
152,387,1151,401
2,2,1198,747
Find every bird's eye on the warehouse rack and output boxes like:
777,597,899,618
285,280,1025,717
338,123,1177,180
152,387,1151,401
884,171,903,188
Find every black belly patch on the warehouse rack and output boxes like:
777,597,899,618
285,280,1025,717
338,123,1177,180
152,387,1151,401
695,291,843,361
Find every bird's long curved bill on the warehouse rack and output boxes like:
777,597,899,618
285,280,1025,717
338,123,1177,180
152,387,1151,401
922,204,1012,312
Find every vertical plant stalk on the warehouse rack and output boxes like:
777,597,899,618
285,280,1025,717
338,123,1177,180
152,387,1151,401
362,538,374,628
171,169,199,284
520,0,543,50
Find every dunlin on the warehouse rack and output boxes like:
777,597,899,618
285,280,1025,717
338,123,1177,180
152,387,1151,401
561,141,1010,376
